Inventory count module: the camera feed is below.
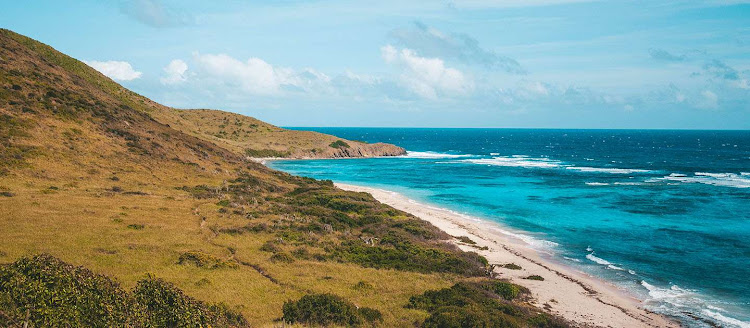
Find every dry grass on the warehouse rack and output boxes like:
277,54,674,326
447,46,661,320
0,172,457,327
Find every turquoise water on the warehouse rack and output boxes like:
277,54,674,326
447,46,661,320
269,128,750,327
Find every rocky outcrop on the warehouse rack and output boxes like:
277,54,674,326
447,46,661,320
291,142,406,159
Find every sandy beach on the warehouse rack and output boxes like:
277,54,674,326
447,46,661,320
336,183,679,328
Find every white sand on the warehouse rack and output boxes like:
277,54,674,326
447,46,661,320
336,183,678,328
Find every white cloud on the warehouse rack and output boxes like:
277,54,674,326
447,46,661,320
698,90,719,109
85,60,142,81
160,59,188,85
381,45,472,99
194,53,292,95
192,53,334,96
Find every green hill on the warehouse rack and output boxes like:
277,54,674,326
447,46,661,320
0,29,565,327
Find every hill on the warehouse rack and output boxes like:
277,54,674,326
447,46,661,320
159,108,405,158
0,29,565,327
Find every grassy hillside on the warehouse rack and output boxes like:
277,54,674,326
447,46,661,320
0,29,565,327
159,108,406,158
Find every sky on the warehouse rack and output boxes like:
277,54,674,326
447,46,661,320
2,0,749,129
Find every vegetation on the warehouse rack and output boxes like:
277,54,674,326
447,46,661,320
0,29,566,326
282,293,382,326
177,251,239,269
407,280,568,328
329,140,350,149
456,236,477,245
0,254,247,327
502,263,523,270
524,275,545,281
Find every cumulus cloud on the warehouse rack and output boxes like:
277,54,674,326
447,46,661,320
192,53,332,96
390,21,524,74
381,45,473,99
85,60,142,81
160,59,188,85
120,0,193,28
648,48,686,61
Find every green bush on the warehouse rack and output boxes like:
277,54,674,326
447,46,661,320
524,275,545,281
333,240,487,276
0,254,134,327
282,293,362,326
501,263,522,270
329,140,350,149
177,251,239,269
0,254,248,327
456,236,477,245
358,307,383,323
407,280,567,328
134,276,247,327
269,253,295,263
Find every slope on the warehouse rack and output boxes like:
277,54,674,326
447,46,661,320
0,28,565,327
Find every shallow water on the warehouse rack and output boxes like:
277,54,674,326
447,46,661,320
269,128,750,328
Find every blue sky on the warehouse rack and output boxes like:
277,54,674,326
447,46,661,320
2,0,749,128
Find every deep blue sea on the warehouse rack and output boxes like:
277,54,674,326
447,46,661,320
269,128,750,328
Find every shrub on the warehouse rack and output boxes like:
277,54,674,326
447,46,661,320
127,224,145,230
524,275,545,281
456,236,476,245
259,240,282,253
269,253,294,263
333,240,487,276
479,281,524,301
407,280,566,328
358,307,383,323
329,140,350,149
353,281,374,291
502,263,522,270
282,293,380,327
0,254,248,327
0,254,134,327
134,276,247,327
177,251,238,269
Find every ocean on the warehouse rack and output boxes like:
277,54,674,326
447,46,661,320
268,128,750,328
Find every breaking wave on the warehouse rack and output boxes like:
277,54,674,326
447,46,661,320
651,172,750,189
456,155,652,174
401,151,476,159
640,281,750,328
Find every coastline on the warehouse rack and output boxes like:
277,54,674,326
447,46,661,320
336,182,679,328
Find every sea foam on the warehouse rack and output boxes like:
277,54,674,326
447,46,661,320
653,172,750,189
566,166,652,174
585,252,625,271
640,281,750,328
456,155,652,174
402,151,475,159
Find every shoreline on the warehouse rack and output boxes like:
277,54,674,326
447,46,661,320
336,182,679,328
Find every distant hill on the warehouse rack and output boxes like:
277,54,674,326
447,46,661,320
0,29,565,327
160,108,405,158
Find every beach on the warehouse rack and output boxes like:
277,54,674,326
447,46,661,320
336,182,679,328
